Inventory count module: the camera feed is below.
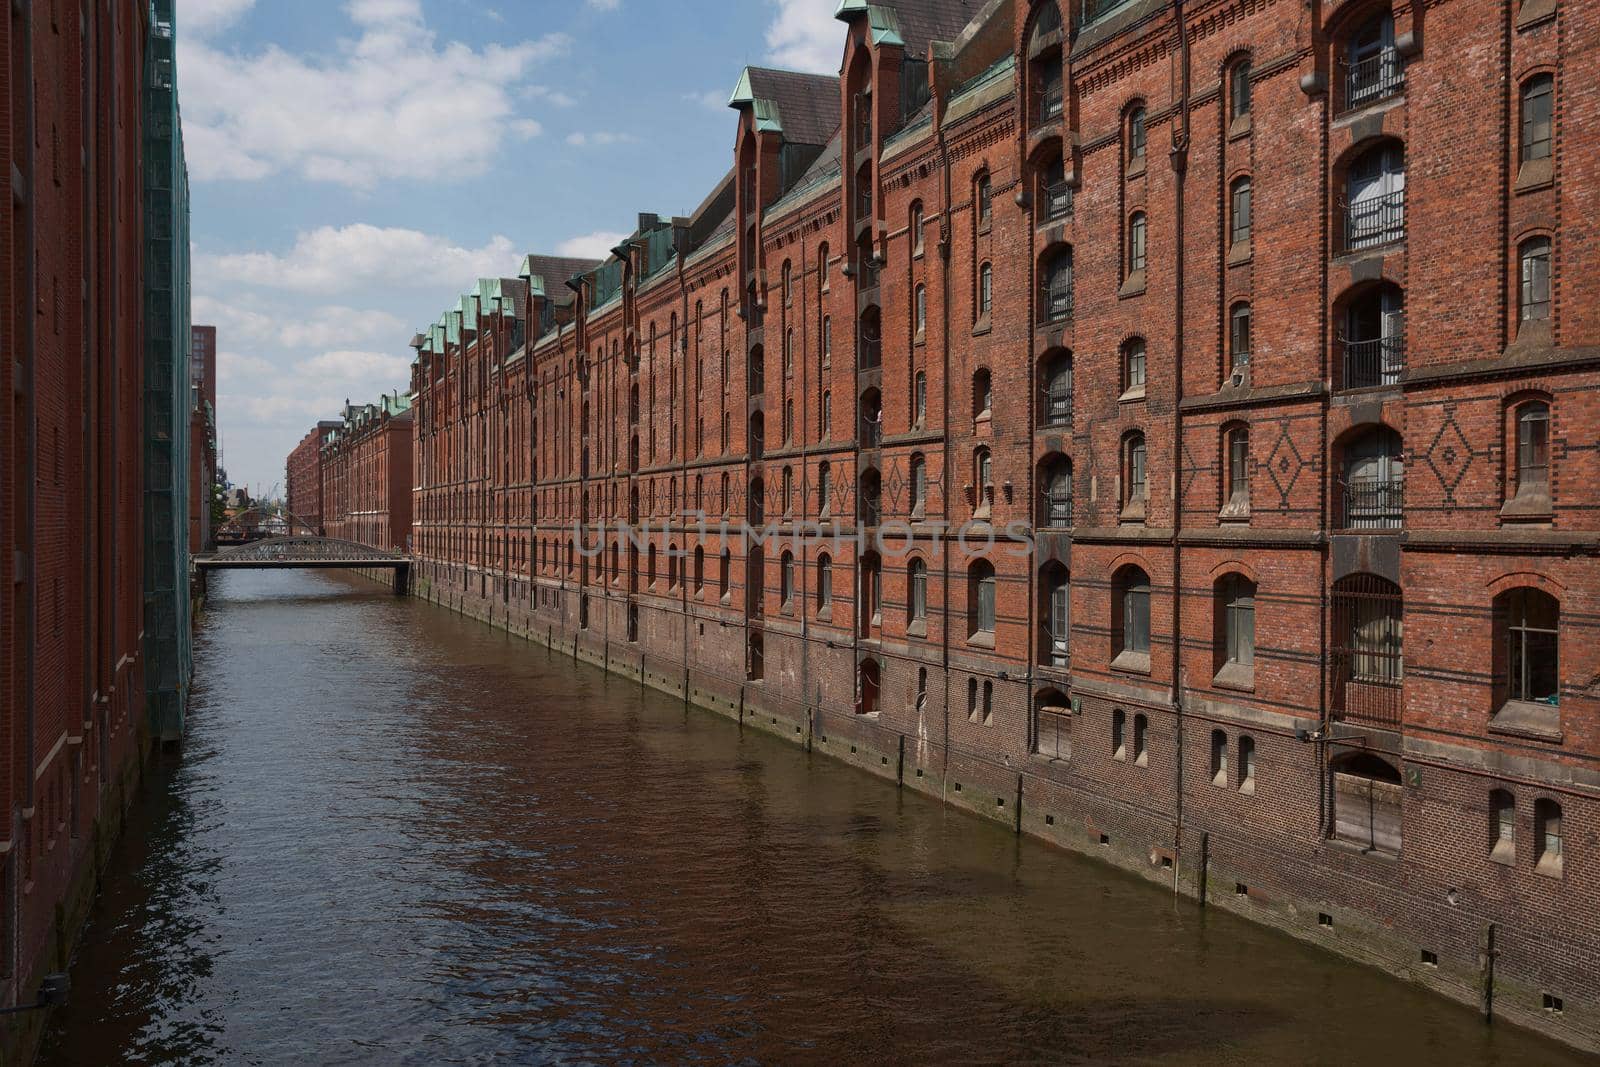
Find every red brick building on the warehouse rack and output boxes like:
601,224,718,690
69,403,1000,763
322,395,414,552
286,420,340,534
0,0,187,1053
188,325,218,552
307,0,1599,1051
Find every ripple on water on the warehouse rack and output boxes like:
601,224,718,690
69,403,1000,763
37,569,1591,1066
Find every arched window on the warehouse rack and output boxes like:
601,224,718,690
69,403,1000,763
908,558,928,625
1346,11,1402,108
748,475,765,526
1229,302,1252,373
780,551,795,607
974,446,993,514
1040,561,1070,668
647,543,658,586
822,315,832,362
1216,573,1256,672
860,551,882,636
1331,574,1404,724
1040,455,1072,527
914,283,927,337
1520,74,1554,165
1341,282,1403,387
1535,798,1564,875
782,259,793,306
910,453,927,516
1499,587,1559,709
978,262,994,319
1229,177,1253,248
1114,565,1151,659
1039,61,1064,125
859,304,881,368
1112,708,1127,759
969,558,996,637
913,371,928,425
1490,788,1516,862
1128,212,1148,275
859,467,881,526
694,545,705,591
821,390,832,437
1340,426,1404,529
1041,246,1073,320
1127,106,1147,166
1345,142,1405,249
976,171,993,228
1210,729,1229,785
860,387,882,448
1332,753,1402,853
1223,424,1250,515
973,368,993,418
781,466,793,516
1520,237,1552,323
783,328,794,375
818,242,830,290
816,552,833,610
1238,735,1256,793
1124,433,1147,511
1514,401,1551,501
910,200,925,255
1041,350,1073,425
817,461,832,517
1038,147,1071,221
1230,59,1252,122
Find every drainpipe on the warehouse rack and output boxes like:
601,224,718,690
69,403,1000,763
936,108,954,790
20,0,40,826
82,0,97,744
1169,0,1192,891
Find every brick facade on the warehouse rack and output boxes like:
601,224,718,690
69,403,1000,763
296,0,1599,1052
0,0,184,1053
322,397,413,552
287,421,340,534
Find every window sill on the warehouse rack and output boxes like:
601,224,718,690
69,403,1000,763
1239,778,1256,796
1219,501,1251,523
1500,489,1552,523
967,631,996,650
1213,662,1255,692
816,605,832,622
1536,855,1564,879
1228,113,1252,141
1515,157,1553,193
1119,498,1147,524
1516,0,1556,30
1119,272,1147,298
1514,318,1552,348
907,619,927,638
914,334,926,347
1490,842,1516,867
972,318,992,337
1111,650,1151,675
1227,242,1252,267
1119,385,1146,404
1489,700,1562,743
978,222,993,237
1126,158,1146,180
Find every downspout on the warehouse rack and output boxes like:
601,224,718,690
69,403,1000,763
936,105,954,792
21,0,40,823
1169,0,1191,891
83,0,98,744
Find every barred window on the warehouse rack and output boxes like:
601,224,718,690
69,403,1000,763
1116,566,1151,656
909,559,928,624
1520,237,1552,322
969,559,996,636
1520,75,1553,164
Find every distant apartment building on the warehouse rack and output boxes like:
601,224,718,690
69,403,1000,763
287,421,341,534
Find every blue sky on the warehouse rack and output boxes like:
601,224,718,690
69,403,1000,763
182,0,843,494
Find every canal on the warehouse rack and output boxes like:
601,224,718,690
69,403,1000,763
39,570,1586,1065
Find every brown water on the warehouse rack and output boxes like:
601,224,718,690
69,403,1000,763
38,570,1588,1065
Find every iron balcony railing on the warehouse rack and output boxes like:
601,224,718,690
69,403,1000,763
1041,489,1073,528
1340,476,1404,529
1034,705,1071,760
1346,49,1404,109
1346,189,1406,249
1042,180,1073,222
1341,335,1404,389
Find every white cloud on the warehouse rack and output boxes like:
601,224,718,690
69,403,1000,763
179,0,567,187
586,0,621,10
524,85,578,107
180,0,257,38
197,224,521,294
682,89,728,112
565,131,637,147
296,349,412,383
217,351,275,378
556,231,627,259
764,0,841,75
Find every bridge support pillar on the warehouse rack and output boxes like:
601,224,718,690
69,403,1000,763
394,564,409,596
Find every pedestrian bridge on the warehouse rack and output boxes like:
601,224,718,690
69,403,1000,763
195,536,409,593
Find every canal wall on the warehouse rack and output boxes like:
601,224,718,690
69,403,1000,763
407,561,1596,1057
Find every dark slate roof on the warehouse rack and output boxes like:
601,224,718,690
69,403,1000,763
685,167,736,252
742,67,841,147
869,0,992,54
522,254,601,304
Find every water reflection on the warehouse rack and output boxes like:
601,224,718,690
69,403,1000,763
41,570,1583,1065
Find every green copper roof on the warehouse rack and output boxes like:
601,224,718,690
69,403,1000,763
833,0,903,46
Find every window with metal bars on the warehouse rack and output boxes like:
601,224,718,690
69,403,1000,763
1331,574,1403,725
